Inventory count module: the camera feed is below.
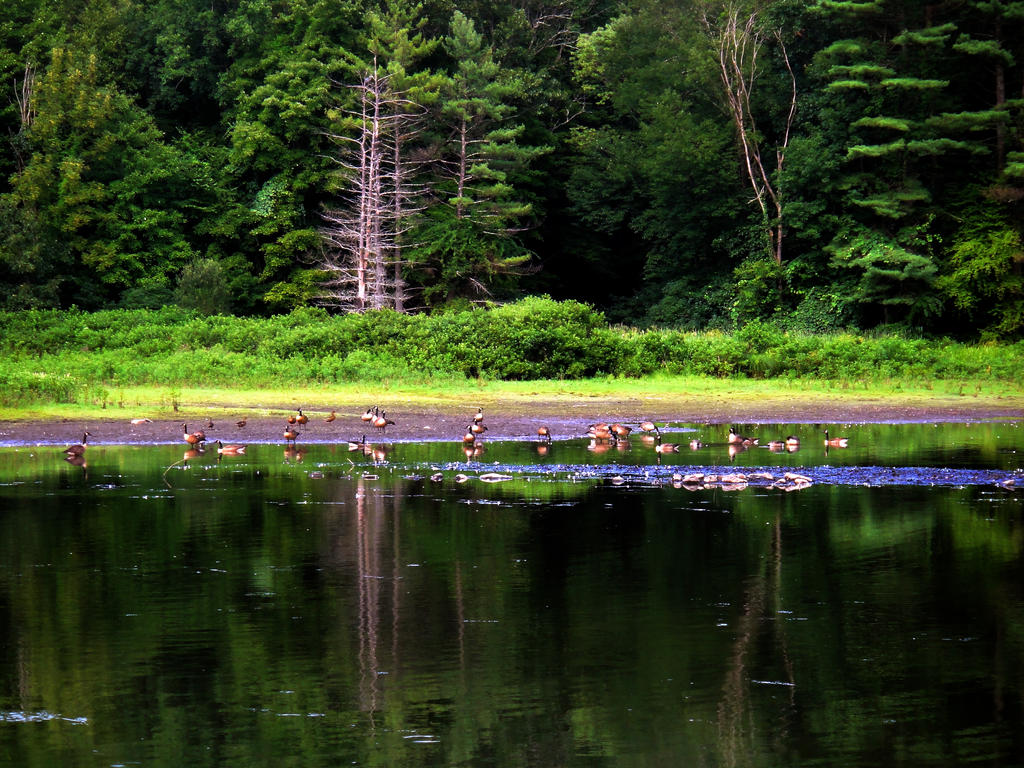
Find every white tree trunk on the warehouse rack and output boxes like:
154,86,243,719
319,64,423,312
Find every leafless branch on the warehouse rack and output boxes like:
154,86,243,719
318,60,429,313
702,2,796,266
14,63,35,130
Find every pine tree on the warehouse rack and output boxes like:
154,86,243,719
410,11,549,305
952,0,1023,170
811,0,967,324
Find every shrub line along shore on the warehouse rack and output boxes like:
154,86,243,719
1,300,1022,445
2,302,1023,409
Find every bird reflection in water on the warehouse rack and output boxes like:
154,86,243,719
64,453,88,477
284,446,305,463
464,441,485,461
368,443,391,463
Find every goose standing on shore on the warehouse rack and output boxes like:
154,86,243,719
373,411,395,433
182,424,202,447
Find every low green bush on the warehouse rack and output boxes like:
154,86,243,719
0,298,1021,406
0,368,79,406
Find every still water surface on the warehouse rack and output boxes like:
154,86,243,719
1,422,1022,767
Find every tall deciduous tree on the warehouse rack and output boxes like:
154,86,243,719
566,1,742,326
0,47,195,308
701,0,797,269
219,0,363,310
118,0,231,131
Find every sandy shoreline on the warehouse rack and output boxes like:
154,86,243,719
1,400,1021,447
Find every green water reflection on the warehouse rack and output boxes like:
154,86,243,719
0,424,1022,767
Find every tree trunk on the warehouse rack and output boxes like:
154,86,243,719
704,3,796,267
456,119,468,220
392,132,406,313
320,64,424,312
995,17,1006,170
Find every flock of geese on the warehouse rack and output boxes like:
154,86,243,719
571,421,848,462
62,407,850,469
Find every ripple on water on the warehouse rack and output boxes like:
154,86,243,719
405,461,1024,488
1,710,88,724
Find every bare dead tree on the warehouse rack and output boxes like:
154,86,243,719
453,119,471,221
319,63,426,312
506,0,592,130
510,0,579,60
702,2,797,267
11,63,36,174
14,63,34,130
319,66,394,311
392,122,408,312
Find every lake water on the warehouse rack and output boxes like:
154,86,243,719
1,422,1023,767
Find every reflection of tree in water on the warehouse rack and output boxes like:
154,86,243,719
336,475,420,734
718,511,796,768
355,477,382,717
350,476,468,715
17,638,31,711
351,476,410,725
321,477,398,724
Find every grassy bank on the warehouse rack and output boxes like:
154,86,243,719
2,376,1021,424
1,298,1022,416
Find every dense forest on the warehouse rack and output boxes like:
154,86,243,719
0,0,1022,339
